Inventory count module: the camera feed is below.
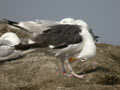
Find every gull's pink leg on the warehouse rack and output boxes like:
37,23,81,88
61,60,73,77
65,60,85,78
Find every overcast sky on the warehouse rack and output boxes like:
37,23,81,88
0,0,120,45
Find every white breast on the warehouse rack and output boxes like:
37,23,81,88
77,27,96,60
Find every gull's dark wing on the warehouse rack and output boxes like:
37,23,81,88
15,25,83,50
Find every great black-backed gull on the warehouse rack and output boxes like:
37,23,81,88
13,20,96,78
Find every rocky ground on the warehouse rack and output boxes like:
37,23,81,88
0,22,120,90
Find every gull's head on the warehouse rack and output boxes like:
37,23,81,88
75,20,88,28
59,18,75,25
0,32,20,46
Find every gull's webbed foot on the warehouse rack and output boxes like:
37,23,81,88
65,59,85,79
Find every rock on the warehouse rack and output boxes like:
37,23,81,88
0,22,120,90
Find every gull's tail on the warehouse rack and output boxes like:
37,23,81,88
1,19,32,33
14,43,44,50
2,19,18,24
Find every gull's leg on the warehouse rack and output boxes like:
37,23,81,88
61,60,66,73
61,60,72,77
65,59,85,78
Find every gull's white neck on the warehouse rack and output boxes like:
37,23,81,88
77,27,96,60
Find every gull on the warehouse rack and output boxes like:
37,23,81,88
2,19,59,37
0,32,35,61
13,20,96,78
0,32,21,61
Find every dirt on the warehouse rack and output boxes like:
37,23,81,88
0,22,120,90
